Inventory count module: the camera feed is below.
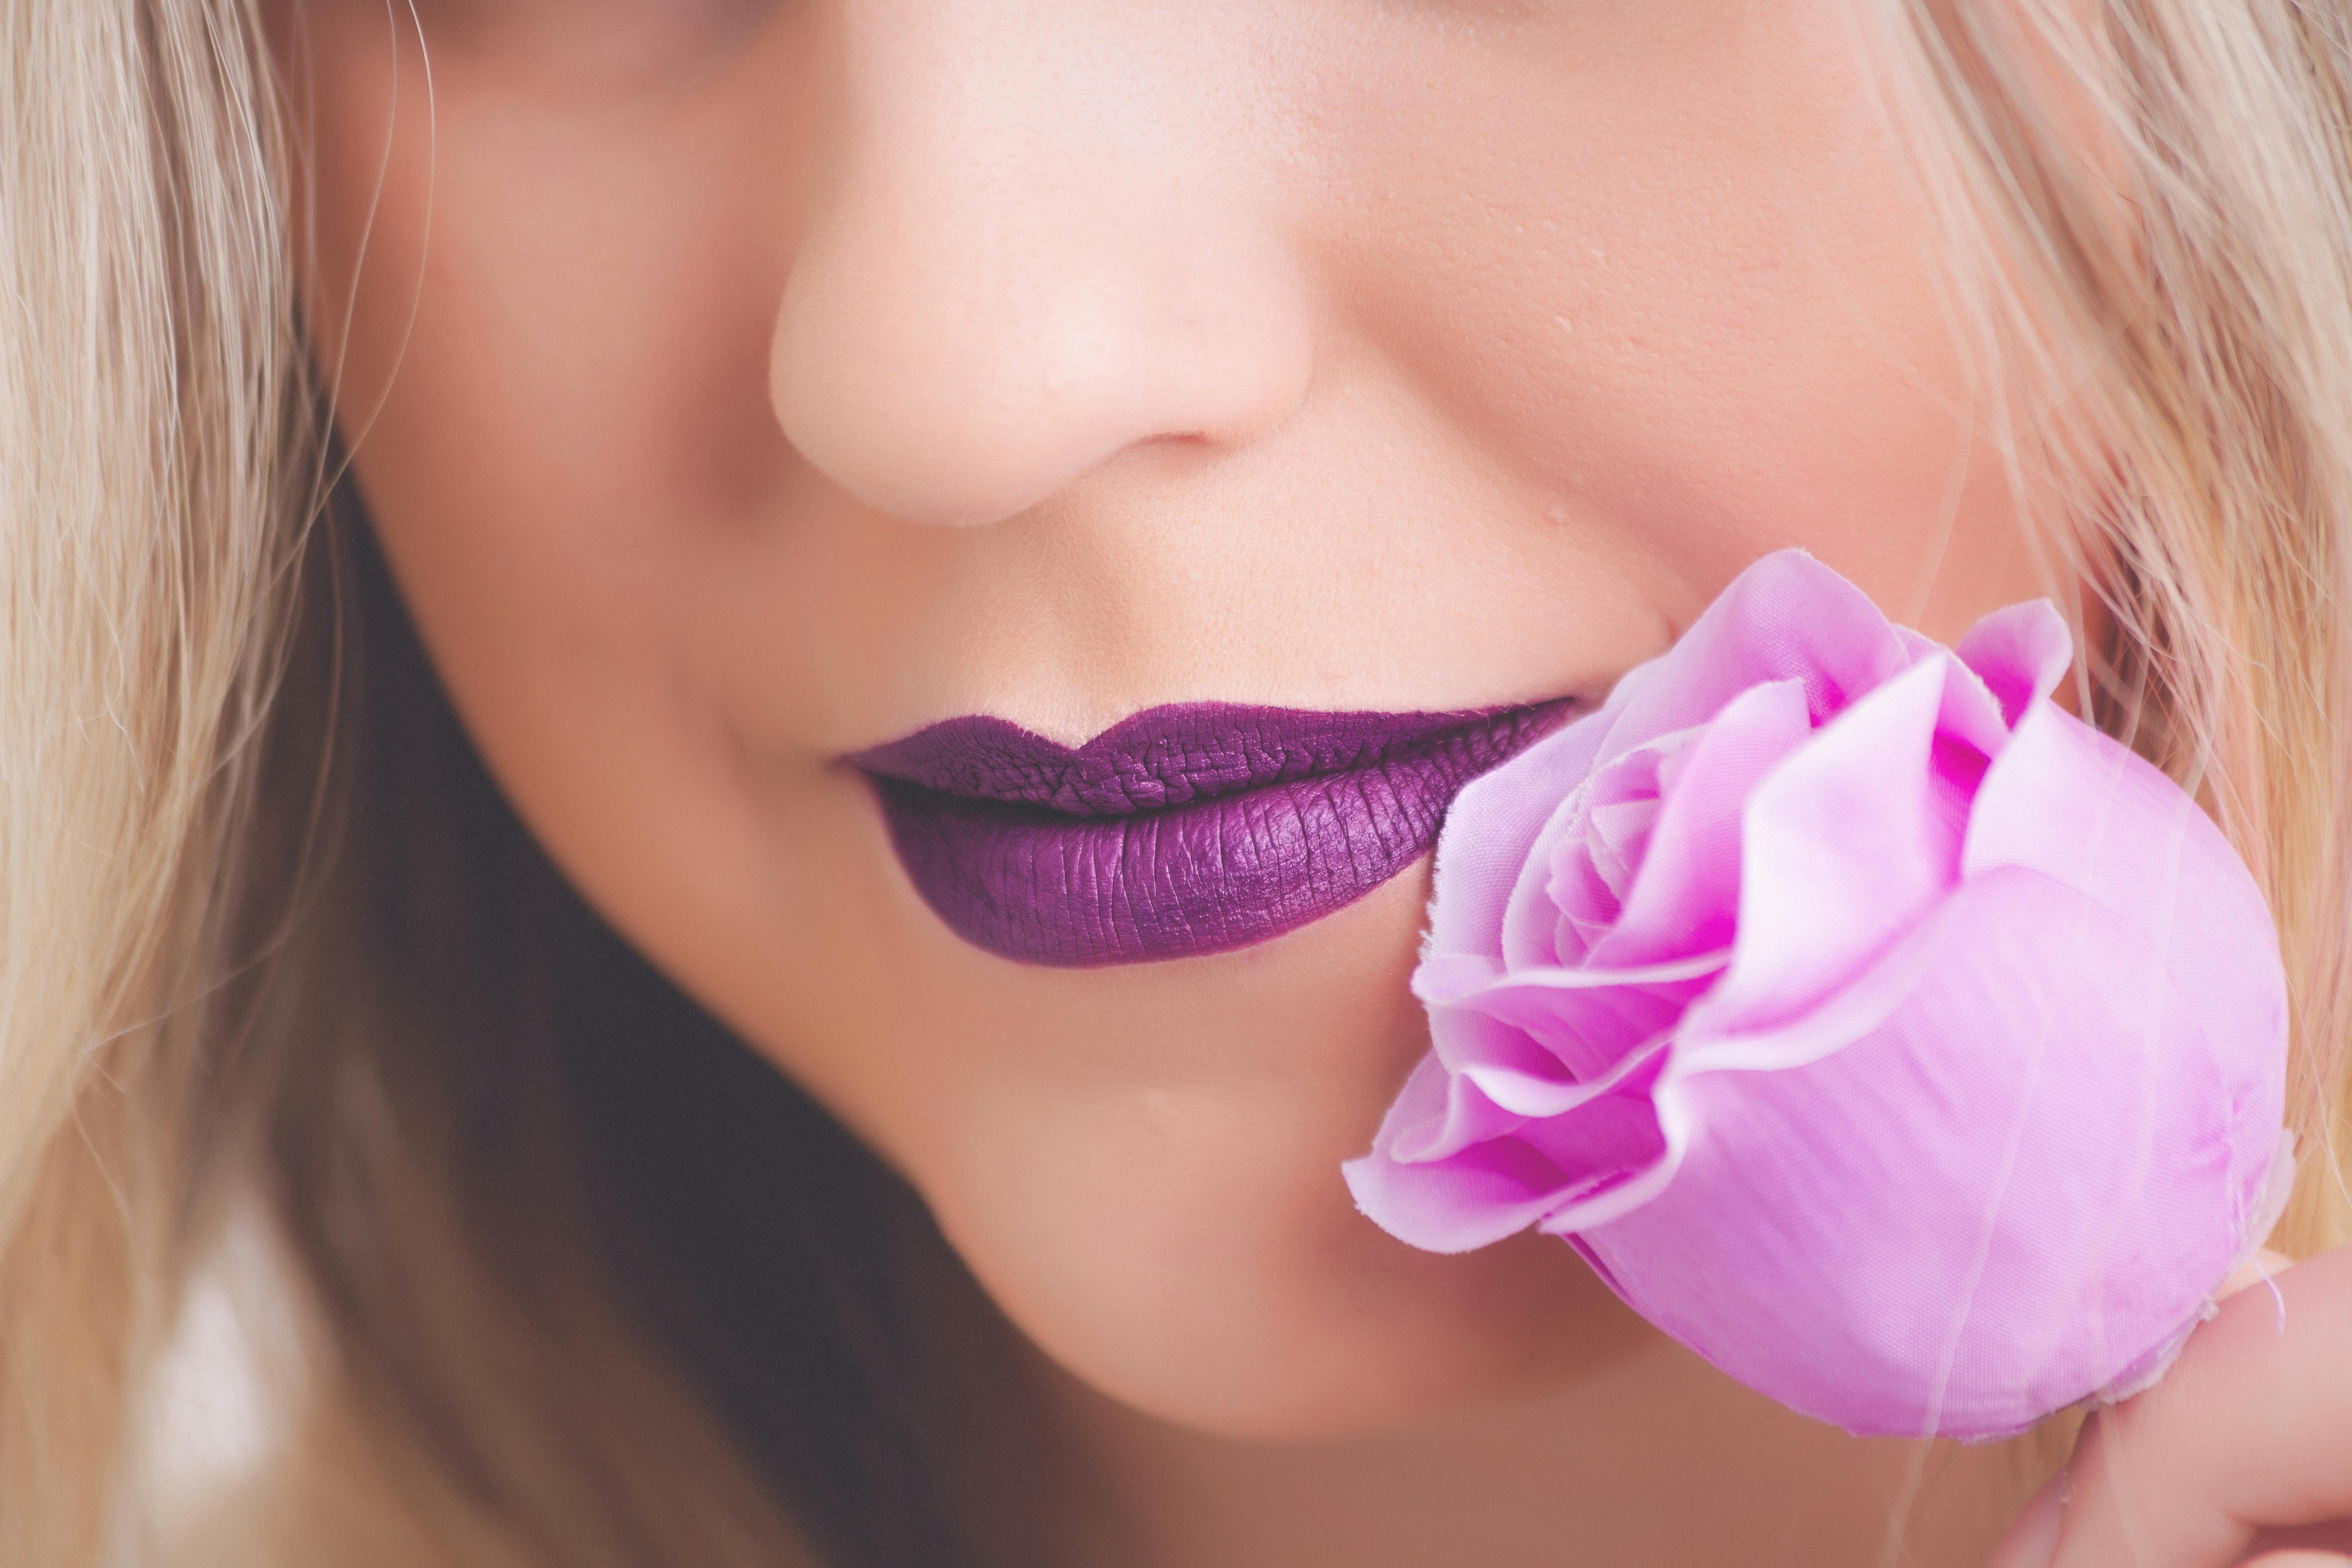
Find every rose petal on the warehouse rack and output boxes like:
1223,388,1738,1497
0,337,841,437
1596,550,1913,759
1346,1047,1687,1247
1582,793,1662,909
1357,1043,1518,1171
1388,1065,1529,1165
1523,1045,1687,1232
1583,678,1812,971
1462,1029,1675,1118
1956,598,2073,726
1694,655,1965,1034
1577,865,2266,1439
1428,705,1620,964
1416,953,1628,1082
1929,651,2015,763
1503,735,1681,969
1342,1138,1583,1255
1501,782,1602,970
1418,948,1730,1083
1679,891,1952,1072
1342,1052,1587,1254
1961,701,2289,1155
1398,979,1547,1161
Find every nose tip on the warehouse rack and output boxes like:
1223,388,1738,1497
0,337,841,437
766,24,1314,530
772,201,1313,529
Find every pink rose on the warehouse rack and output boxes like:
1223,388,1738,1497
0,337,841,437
1343,550,2294,1441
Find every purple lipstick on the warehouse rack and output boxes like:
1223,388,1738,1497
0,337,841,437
847,700,1575,967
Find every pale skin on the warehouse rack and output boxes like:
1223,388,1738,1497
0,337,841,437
273,0,2352,1562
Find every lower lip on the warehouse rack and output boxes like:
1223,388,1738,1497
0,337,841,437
851,702,1573,968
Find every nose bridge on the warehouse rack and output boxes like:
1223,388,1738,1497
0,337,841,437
769,0,1313,529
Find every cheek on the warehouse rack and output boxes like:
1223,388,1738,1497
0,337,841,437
293,13,837,957
293,9,818,603
1303,0,2025,622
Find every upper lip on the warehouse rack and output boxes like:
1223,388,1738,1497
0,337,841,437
844,699,1582,815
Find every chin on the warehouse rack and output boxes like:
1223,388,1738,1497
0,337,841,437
929,1091,1653,1443
828,853,1659,1441
1120,1234,1650,1443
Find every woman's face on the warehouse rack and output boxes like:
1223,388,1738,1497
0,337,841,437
283,0,2047,1438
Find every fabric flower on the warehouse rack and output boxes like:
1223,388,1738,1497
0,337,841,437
1343,550,2294,1441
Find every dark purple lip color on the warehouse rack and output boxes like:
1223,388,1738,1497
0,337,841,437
845,699,1577,968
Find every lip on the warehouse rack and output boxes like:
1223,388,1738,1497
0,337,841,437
845,699,1578,967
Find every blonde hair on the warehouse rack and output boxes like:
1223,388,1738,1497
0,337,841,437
2,1,2347,1564
3,2,305,1560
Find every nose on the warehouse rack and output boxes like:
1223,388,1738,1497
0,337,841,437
769,3,1316,529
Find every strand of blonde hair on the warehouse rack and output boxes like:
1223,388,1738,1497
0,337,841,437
0,2,306,1561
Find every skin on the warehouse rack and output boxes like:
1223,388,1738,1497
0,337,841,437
274,0,2352,1561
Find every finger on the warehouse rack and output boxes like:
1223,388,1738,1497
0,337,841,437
1987,1250,2303,1568
2045,1246,2352,1568
2240,1554,2352,1568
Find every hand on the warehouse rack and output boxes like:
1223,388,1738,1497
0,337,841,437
1988,1245,2352,1568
